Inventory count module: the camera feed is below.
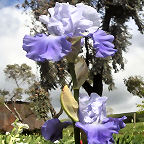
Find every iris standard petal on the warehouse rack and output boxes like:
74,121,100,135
39,2,101,36
23,34,72,62
78,93,107,124
75,121,118,144
41,118,72,142
89,30,117,58
76,3,101,33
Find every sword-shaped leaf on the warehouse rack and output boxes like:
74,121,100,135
60,85,79,122
74,57,88,89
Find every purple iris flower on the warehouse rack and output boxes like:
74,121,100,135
39,2,101,36
22,30,116,62
23,3,117,62
41,93,126,143
75,93,126,144
23,33,72,62
89,29,117,58
41,118,72,142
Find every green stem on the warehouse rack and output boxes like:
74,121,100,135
73,88,80,144
68,62,77,87
74,123,80,144
68,62,80,144
74,88,79,102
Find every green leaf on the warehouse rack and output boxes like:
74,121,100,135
66,36,82,62
60,85,79,122
74,57,88,88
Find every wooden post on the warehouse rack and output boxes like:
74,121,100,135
134,112,136,128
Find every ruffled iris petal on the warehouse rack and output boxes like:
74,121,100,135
78,93,107,124
23,34,72,62
41,118,72,142
89,30,117,58
39,2,101,36
102,116,127,131
77,93,126,144
75,121,118,144
76,116,127,144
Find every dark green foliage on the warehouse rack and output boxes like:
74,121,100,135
124,76,144,113
27,81,63,120
109,112,144,123
124,76,144,98
20,0,144,95
37,60,69,91
26,81,52,120
113,122,144,144
4,63,35,86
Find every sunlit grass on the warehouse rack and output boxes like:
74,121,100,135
0,122,144,144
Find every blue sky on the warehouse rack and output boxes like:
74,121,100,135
0,0,33,9
0,0,24,8
0,1,144,118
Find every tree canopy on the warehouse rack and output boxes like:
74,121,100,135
0,63,56,121
19,1,144,118
20,0,144,95
124,76,144,98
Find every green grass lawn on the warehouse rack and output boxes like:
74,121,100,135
62,122,144,144
120,122,144,133
113,122,144,144
0,122,144,144
63,122,144,144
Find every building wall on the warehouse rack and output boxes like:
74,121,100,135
0,102,45,132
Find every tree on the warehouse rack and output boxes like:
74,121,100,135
124,76,144,98
26,81,63,120
0,63,56,121
3,63,35,99
83,0,144,95
137,101,144,113
0,63,36,121
124,76,144,113
20,0,144,117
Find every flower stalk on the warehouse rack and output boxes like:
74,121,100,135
68,62,80,144
22,2,125,143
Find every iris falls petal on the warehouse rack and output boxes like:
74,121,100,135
23,34,72,62
76,93,126,144
75,122,118,144
102,116,127,132
89,30,117,58
41,118,72,142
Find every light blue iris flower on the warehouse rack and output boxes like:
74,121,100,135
75,93,126,144
41,93,126,144
23,2,117,62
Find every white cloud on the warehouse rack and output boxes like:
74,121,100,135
0,7,20,36
0,7,37,91
103,21,144,114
